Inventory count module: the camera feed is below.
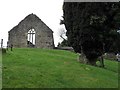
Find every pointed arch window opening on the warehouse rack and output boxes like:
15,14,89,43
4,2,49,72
27,28,36,47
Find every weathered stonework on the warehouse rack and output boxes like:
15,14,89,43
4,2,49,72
8,13,54,49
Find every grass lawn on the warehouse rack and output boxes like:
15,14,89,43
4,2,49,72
2,48,118,88
0,50,2,89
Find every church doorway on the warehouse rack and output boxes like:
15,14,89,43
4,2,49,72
27,28,36,47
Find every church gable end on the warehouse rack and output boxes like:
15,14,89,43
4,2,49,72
8,13,54,48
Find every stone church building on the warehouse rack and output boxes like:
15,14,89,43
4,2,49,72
8,13,54,48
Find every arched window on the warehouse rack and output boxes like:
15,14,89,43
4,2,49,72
27,28,35,47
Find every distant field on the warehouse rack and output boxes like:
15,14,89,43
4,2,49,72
2,48,118,88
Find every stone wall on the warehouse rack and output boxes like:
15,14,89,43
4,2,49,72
8,14,54,49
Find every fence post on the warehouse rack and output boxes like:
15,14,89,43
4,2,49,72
1,39,3,49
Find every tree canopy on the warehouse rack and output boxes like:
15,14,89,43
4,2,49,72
62,2,120,65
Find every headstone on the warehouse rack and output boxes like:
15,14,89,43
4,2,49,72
6,41,9,51
10,44,13,51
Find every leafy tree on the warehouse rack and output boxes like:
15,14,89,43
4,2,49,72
62,2,120,66
57,39,69,47
57,28,69,47
111,31,120,53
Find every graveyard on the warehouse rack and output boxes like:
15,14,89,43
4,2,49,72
0,1,120,89
2,48,118,88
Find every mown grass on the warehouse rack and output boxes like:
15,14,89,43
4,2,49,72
0,49,2,89
2,48,118,88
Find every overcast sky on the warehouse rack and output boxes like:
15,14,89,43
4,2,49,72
0,0,65,47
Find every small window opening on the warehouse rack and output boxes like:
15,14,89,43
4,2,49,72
27,28,35,47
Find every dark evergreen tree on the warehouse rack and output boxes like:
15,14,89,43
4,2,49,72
62,2,120,66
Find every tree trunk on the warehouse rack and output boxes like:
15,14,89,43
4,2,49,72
77,53,97,66
77,46,97,66
87,59,97,66
77,46,98,66
98,55,104,67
